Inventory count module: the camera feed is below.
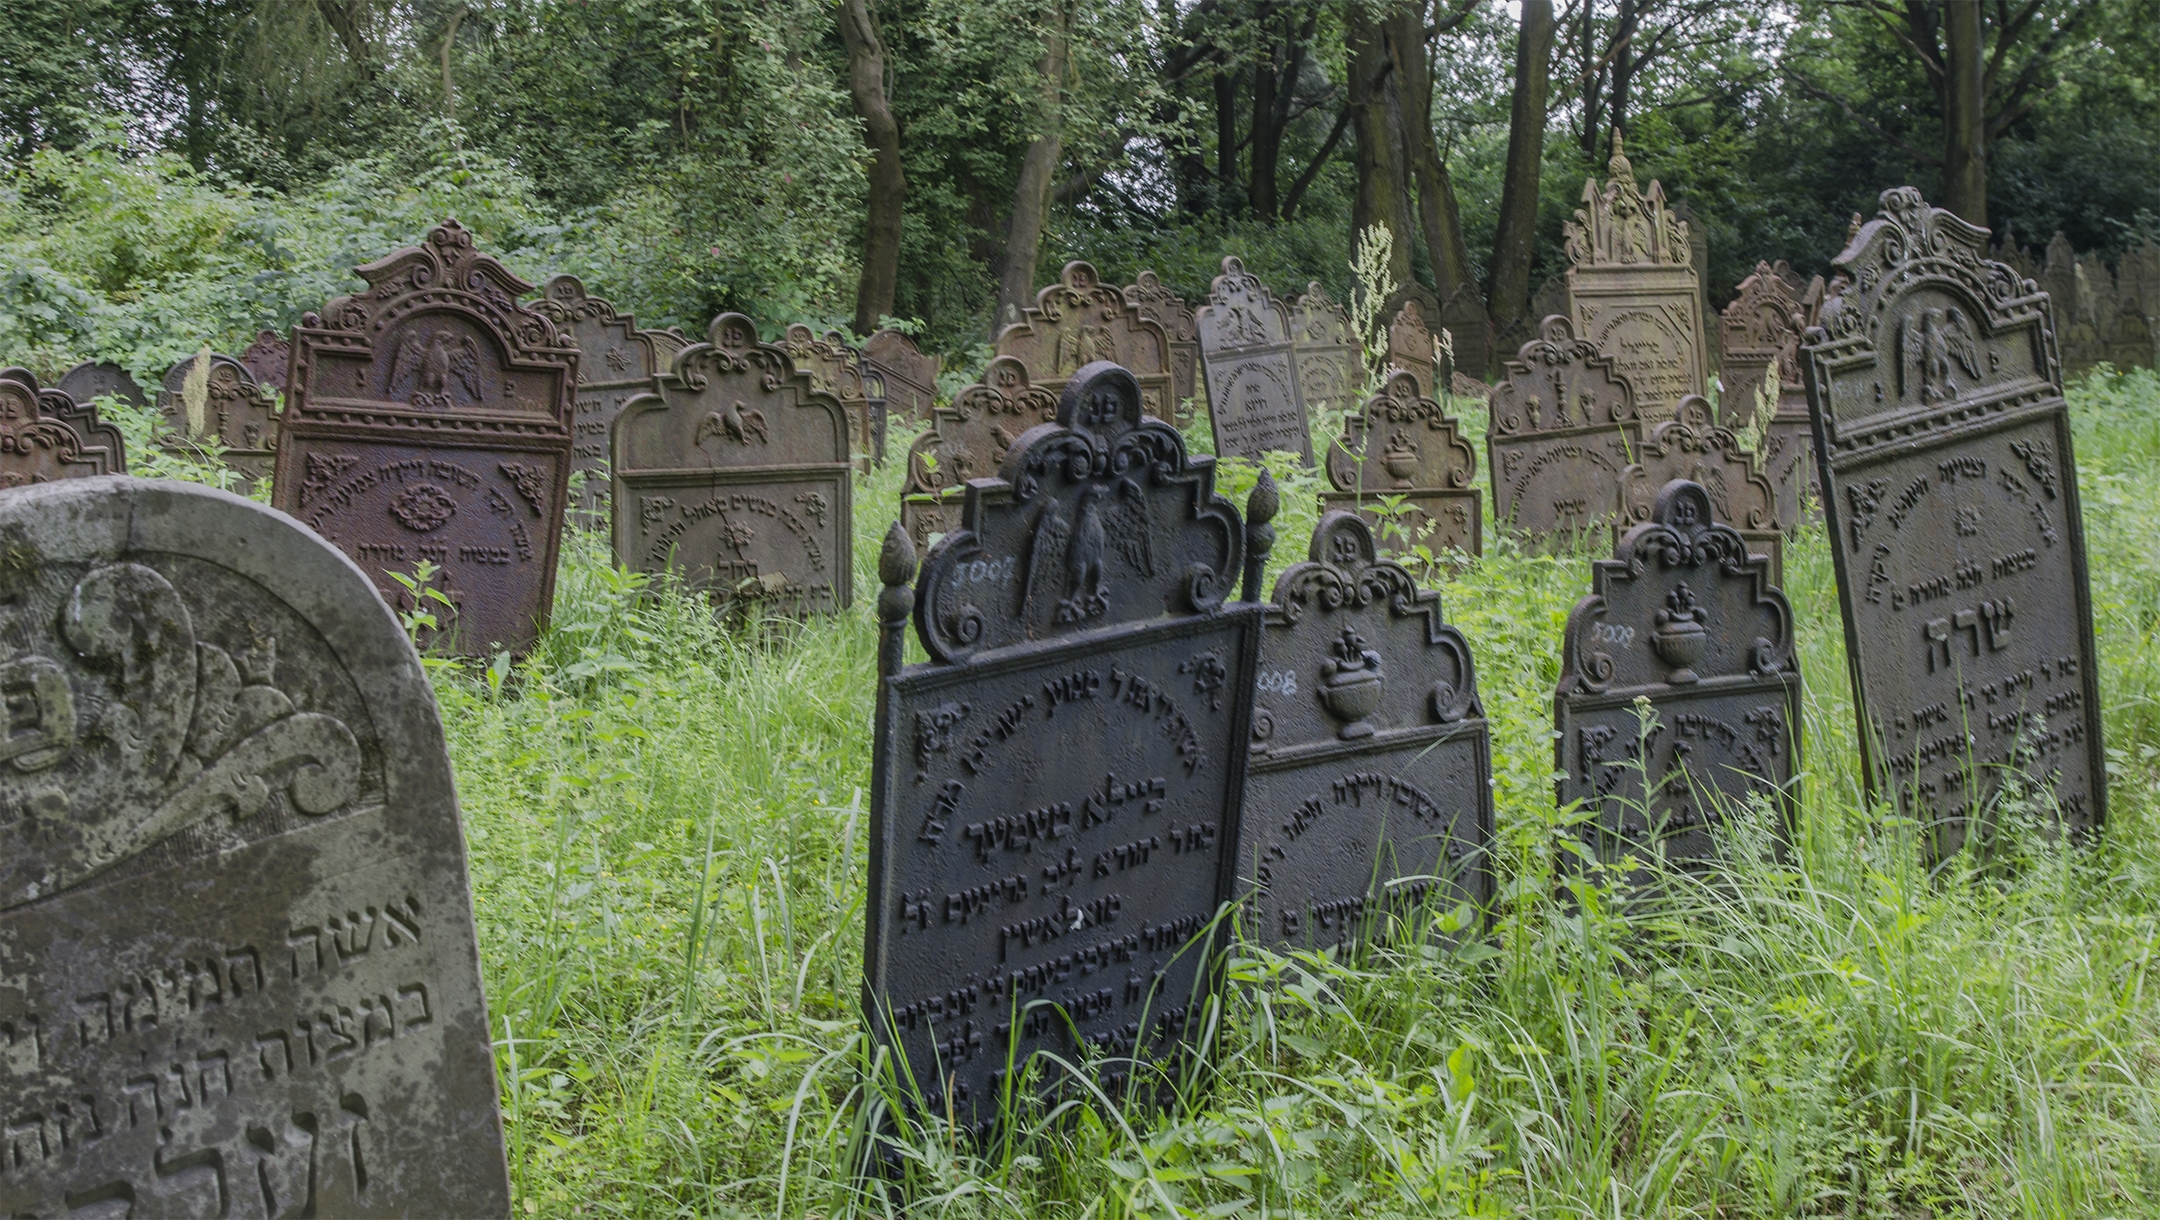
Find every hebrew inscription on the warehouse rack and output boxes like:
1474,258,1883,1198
1123,270,1199,414
1386,297,1437,397
1562,133,1708,417
1619,395,1783,585
1288,282,1365,419
0,367,127,486
157,350,281,488
1486,317,1643,550
534,275,679,526
997,262,1175,420
1195,257,1313,464
1324,371,1481,557
784,325,880,469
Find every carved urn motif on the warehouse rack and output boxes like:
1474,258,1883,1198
1317,626,1386,738
1381,429,1420,484
1652,582,1707,684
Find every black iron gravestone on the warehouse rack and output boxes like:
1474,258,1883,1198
1195,257,1313,464
55,362,146,412
242,328,293,393
864,329,941,425
0,367,127,486
998,262,1176,421
271,220,578,657
1323,371,1481,557
1289,282,1366,418
1240,511,1492,950
614,313,854,622
1720,261,1821,530
898,355,1058,548
1386,298,1437,397
533,275,678,526
1618,395,1783,585
866,362,1272,1137
1801,188,2106,859
1555,479,1801,875
1123,270,1199,416
0,476,507,1216
1486,317,1643,550
157,349,281,488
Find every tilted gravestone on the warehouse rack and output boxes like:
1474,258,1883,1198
0,368,128,486
1618,395,1783,586
997,262,1176,421
1719,260,1822,530
0,476,507,1216
1555,479,1801,875
865,362,1273,1137
1485,316,1643,550
55,362,147,412
1195,257,1314,464
1561,133,1708,419
271,220,578,657
614,313,853,622
1122,270,1199,416
897,355,1058,549
157,349,281,488
1240,511,1492,950
784,325,880,470
1323,371,1481,557
863,329,942,425
1288,282,1366,419
532,275,680,526
1386,297,1437,397
242,328,293,392
1801,188,2106,860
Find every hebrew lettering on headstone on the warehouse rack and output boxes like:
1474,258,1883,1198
898,355,1058,549
1719,260,1823,530
0,368,127,486
1555,479,1801,877
1801,187,2106,861
157,350,281,489
1288,282,1366,419
614,313,853,623
0,476,508,1217
866,362,1273,1139
1618,395,1783,585
1195,256,1313,464
1561,132,1709,418
271,220,578,657
784,325,880,471
1240,511,1491,950
863,329,942,425
1122,270,1199,415
997,262,1176,420
55,362,146,412
1324,370,1481,558
1485,316,1643,550
532,275,679,527
242,328,293,392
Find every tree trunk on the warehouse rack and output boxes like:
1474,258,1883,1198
1348,4,1414,289
839,0,906,335
316,0,378,78
1250,40,1281,219
1608,0,1637,151
996,1,1072,326
1486,0,1554,357
1215,64,1241,210
439,7,467,123
1942,0,1987,225
1385,4,1475,299
1577,0,1600,160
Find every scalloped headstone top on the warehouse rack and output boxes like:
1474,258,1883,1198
1563,132,1692,270
997,262,1174,417
241,328,292,391
903,355,1057,499
1487,316,1640,438
1326,371,1476,493
1387,298,1436,394
0,367,128,485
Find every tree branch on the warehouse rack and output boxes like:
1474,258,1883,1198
1281,103,1352,220
1788,68,1941,165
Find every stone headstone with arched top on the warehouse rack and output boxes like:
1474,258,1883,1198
1485,316,1644,550
1323,370,1480,557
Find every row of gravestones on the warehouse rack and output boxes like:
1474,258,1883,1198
0,188,2110,1207
862,185,2109,1142
1992,227,2160,377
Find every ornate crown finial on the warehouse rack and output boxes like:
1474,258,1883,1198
1608,128,1631,180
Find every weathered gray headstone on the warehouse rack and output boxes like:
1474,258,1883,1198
997,262,1176,421
866,362,1272,1138
614,313,854,623
271,220,579,657
1618,395,1784,586
1195,257,1313,464
1122,270,1199,416
55,363,147,413
863,329,941,425
1323,370,1481,557
0,368,128,486
1240,511,1491,950
1561,133,1709,418
1288,282,1366,419
0,475,507,1217
1719,260,1822,529
533,275,679,526
784,325,880,471
1801,188,2106,860
1438,286,1493,385
157,350,280,489
1556,479,1801,876
898,355,1058,549
1485,316,1642,550
1386,298,1437,397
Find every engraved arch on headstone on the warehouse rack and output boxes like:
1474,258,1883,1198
903,355,1056,501
1322,370,1482,556
913,362,1244,663
1485,316,1642,547
1619,395,1783,582
1122,269,1199,411
1288,281,1365,417
157,351,280,485
55,361,147,411
996,261,1175,420
0,367,127,485
1195,257,1312,464
532,275,674,523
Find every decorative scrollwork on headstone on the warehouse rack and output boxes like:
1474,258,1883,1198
1324,370,1480,557
1561,132,1708,417
863,328,942,424
1195,256,1312,464
1719,260,1822,531
1288,281,1365,418
997,261,1175,420
0,367,127,486
532,275,677,525
157,349,280,488
1386,296,1437,396
898,355,1058,549
1618,395,1782,584
55,361,146,411
1123,269,1199,414
1485,316,1642,549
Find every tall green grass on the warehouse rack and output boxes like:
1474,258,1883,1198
407,368,2160,1217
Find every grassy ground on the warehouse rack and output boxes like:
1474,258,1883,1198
391,367,2160,1217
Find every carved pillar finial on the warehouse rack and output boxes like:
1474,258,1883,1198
1243,469,1279,603
876,520,917,682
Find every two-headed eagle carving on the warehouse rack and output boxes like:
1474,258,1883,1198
1022,477,1155,627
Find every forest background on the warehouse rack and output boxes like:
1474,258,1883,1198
1,0,2156,380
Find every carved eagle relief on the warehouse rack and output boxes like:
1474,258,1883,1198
1020,477,1155,631
388,329,484,409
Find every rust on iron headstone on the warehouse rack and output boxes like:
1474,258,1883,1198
270,219,578,657
533,275,675,526
1720,260,1821,529
1619,395,1783,585
1801,187,2105,860
1123,270,1199,414
1562,133,1708,418
1241,511,1491,950
54,362,146,411
614,313,853,622
997,261,1175,420
157,349,281,488
784,324,880,470
867,362,1269,1139
0,366,127,485
241,328,293,392
1556,479,1801,875
0,476,509,1216
863,329,942,424
1324,370,1480,557
898,355,1057,549
1386,297,1437,396
1195,256,1313,464
1288,282,1365,419
1486,316,1642,549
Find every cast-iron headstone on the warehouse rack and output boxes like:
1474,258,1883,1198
533,275,676,526
1123,270,1199,415
1323,371,1481,557
1719,261,1821,529
1288,282,1366,419
0,367,127,486
1618,395,1783,585
898,355,1058,548
1562,133,1708,418
1194,257,1314,464
55,363,146,412
157,349,280,488
997,262,1176,420
1386,298,1437,397
242,329,293,393
863,329,942,425
1486,317,1642,549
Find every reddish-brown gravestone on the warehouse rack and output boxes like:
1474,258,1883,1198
1386,297,1437,396
863,328,942,424
271,219,578,657
157,349,281,489
784,325,880,470
1486,317,1643,550
613,313,854,623
1324,370,1480,557
242,328,293,392
1618,395,1783,586
0,367,128,486
532,275,679,526
1195,257,1314,464
1720,260,1821,530
1289,281,1366,418
1562,133,1708,419
1123,270,1199,415
997,261,1176,420
897,355,1058,549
